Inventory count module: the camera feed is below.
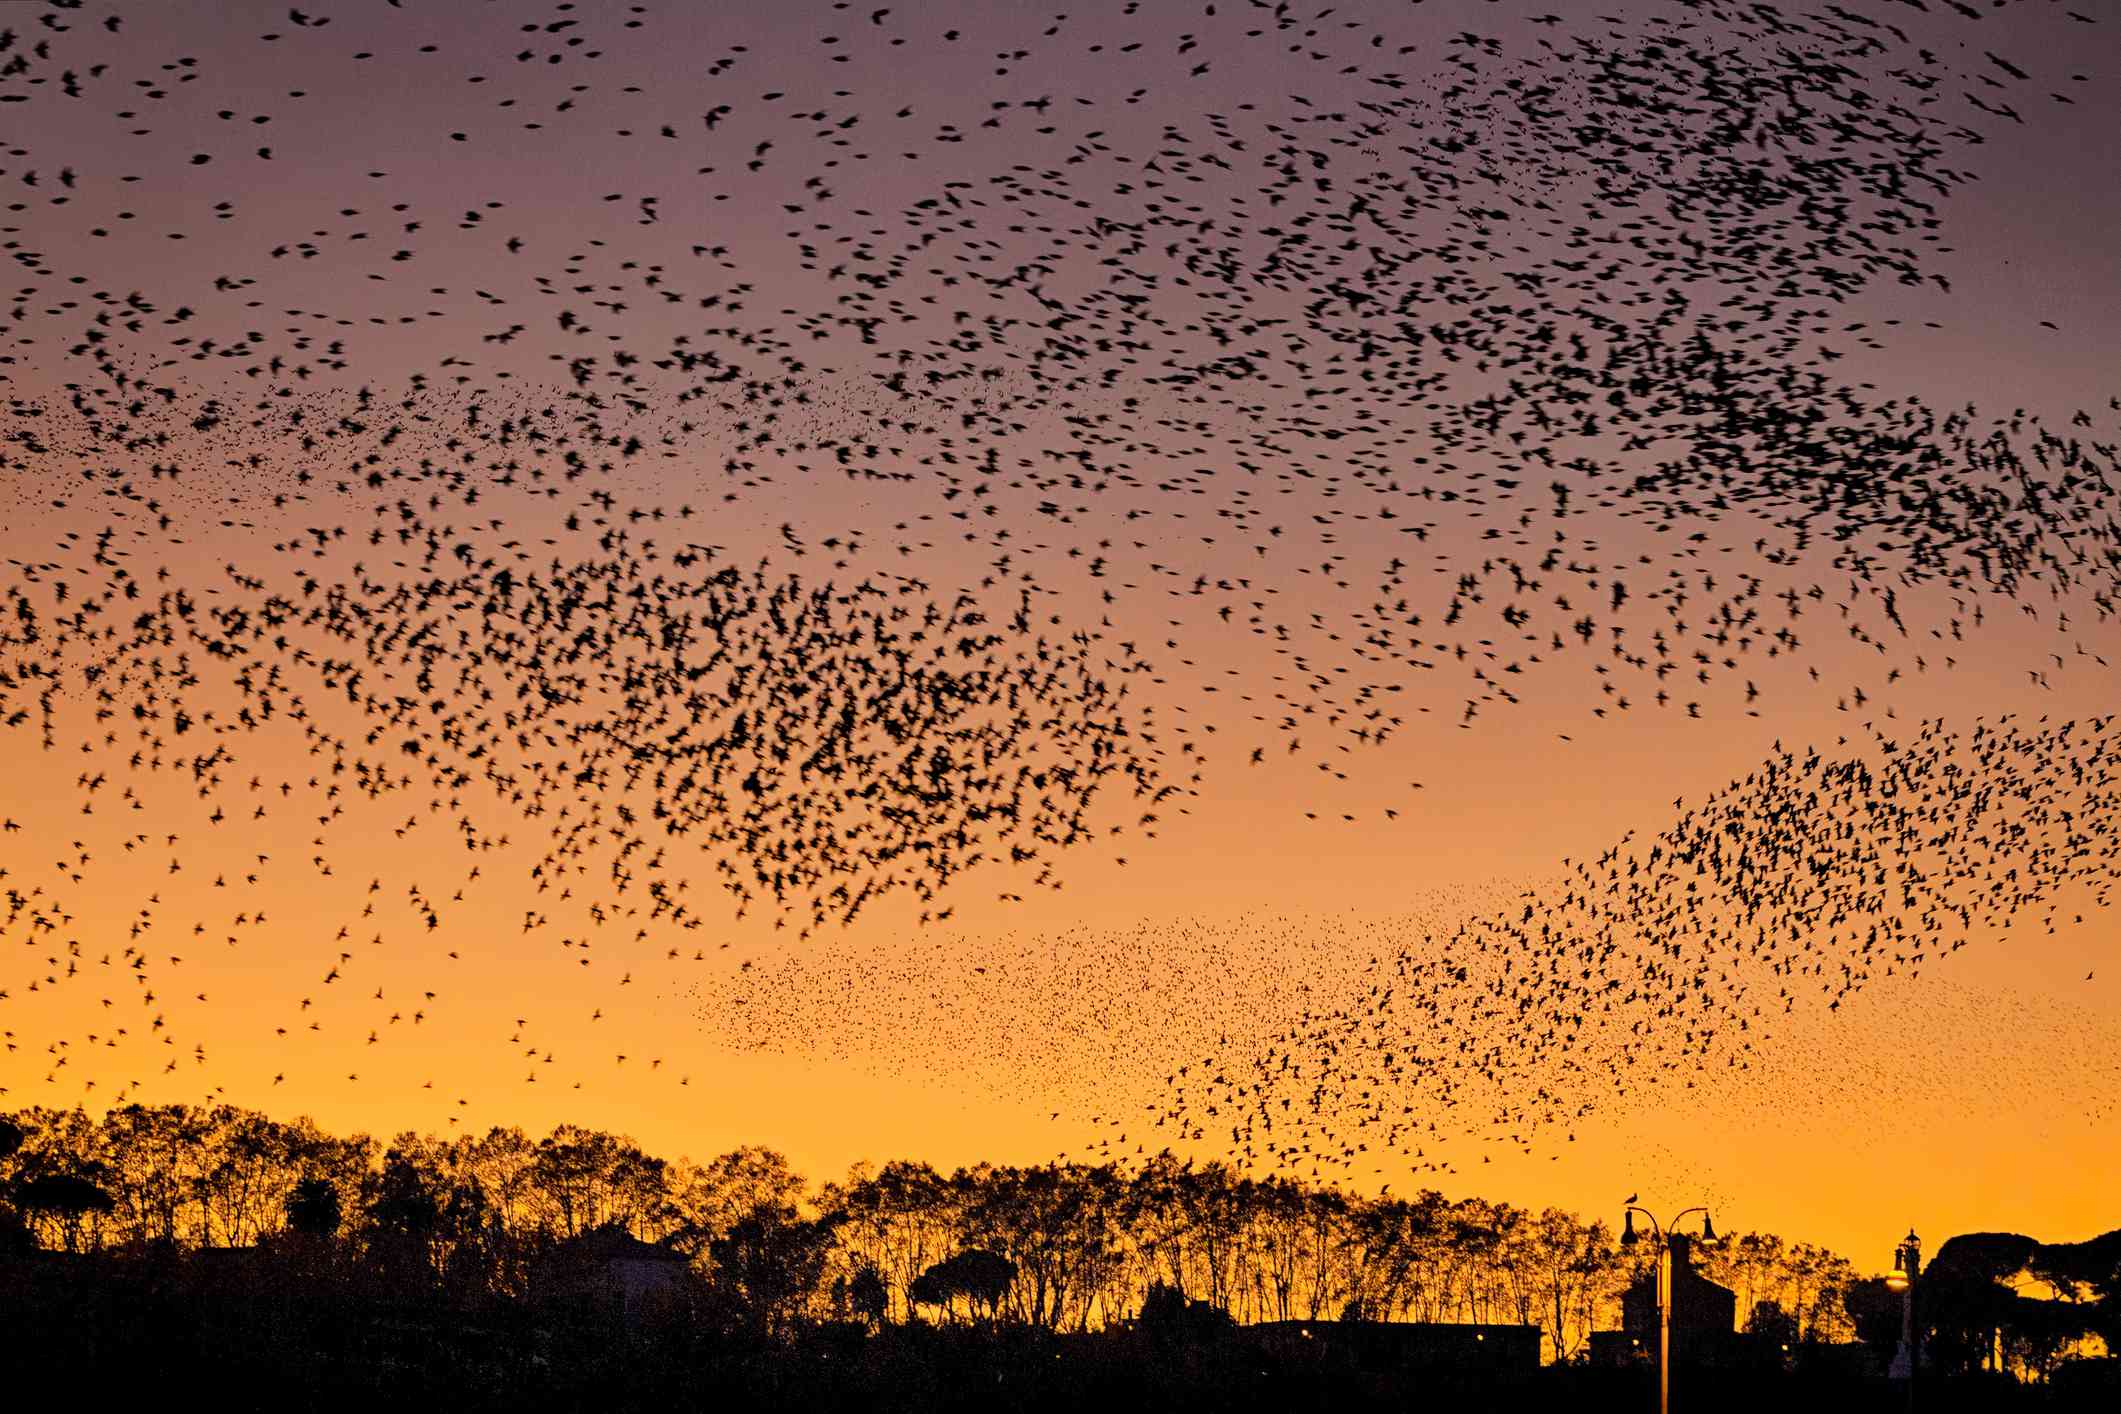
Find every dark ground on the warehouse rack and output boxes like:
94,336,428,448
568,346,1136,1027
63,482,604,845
7,1252,2114,1413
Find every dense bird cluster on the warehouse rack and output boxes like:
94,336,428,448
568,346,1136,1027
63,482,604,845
0,1,2112,1166
685,887,1502,1115
1151,713,2121,1177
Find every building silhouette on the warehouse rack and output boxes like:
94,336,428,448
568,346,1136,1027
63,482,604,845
540,1225,691,1328
1589,1233,1739,1369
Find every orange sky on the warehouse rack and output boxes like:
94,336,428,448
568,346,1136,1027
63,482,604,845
3,0,2119,1274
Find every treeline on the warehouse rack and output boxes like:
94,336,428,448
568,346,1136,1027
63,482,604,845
0,1102,1867,1361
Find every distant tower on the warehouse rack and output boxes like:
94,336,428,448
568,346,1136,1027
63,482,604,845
1887,1228,1921,1382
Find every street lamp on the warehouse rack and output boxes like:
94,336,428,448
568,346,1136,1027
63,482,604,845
1622,1203,1715,1414
1886,1229,1920,1410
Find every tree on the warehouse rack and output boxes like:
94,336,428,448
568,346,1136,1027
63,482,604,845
18,1172,115,1253
824,1159,958,1324
1137,1280,1234,1345
908,1249,1018,1325
365,1148,443,1294
199,1106,301,1246
0,1100,1897,1363
527,1125,668,1239
1746,1299,1799,1352
669,1145,804,1248
1703,1230,1785,1324
369,1150,441,1238
1843,1276,1903,1370
947,1249,1017,1322
907,1262,953,1324
1529,1211,1616,1364
848,1263,888,1329
1785,1244,1857,1342
962,1163,1119,1328
286,1175,343,1238
2001,1292,2089,1382
452,1126,540,1237
710,1203,838,1336
99,1103,212,1248
0,1116,23,1253
1921,1234,2041,1374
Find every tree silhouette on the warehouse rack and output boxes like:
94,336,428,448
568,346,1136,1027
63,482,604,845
17,1172,115,1253
1138,1280,1236,1346
18,1095,2102,1385
909,1249,1017,1325
709,1202,838,1337
286,1175,343,1237
0,1116,24,1253
949,1249,1018,1323
1841,1276,1903,1369
848,1263,889,1329
365,1148,445,1297
907,1261,954,1325
1745,1299,1799,1349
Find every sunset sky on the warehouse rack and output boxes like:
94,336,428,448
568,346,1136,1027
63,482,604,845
2,0,2117,1271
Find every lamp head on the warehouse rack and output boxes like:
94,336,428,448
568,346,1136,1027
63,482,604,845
1621,1210,1638,1247
1701,1212,1716,1242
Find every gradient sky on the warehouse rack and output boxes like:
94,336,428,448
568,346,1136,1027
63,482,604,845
2,0,2118,1270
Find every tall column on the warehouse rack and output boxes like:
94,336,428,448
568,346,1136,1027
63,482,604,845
1887,1227,1920,1411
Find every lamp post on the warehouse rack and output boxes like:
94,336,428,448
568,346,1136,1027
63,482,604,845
1622,1203,1715,1414
1885,1228,1920,1411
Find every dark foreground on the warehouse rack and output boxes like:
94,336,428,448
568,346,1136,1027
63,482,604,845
7,1253,2115,1413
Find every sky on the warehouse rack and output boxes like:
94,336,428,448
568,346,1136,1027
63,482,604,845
1,0,2118,1269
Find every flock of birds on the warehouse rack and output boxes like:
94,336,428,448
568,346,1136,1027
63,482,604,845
1150,712,2121,1177
0,0,2114,1180
697,712,2121,1179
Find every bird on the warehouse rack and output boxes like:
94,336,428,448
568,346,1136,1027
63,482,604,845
0,0,2110,1190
